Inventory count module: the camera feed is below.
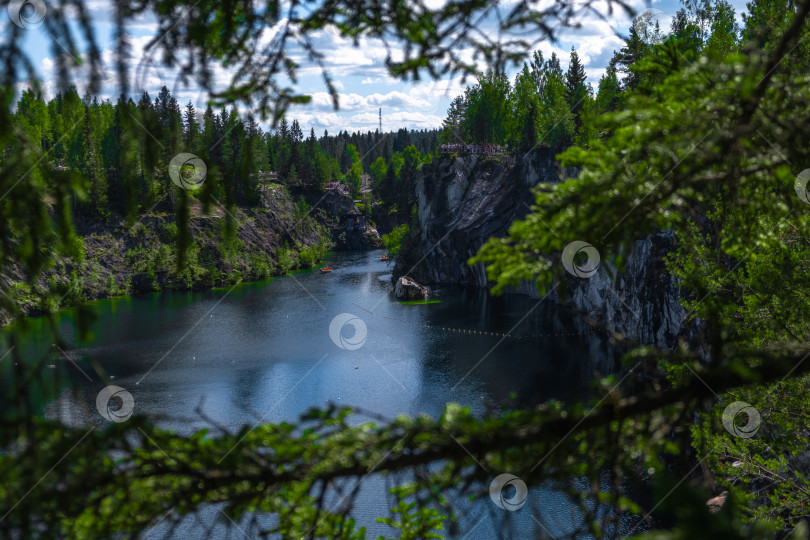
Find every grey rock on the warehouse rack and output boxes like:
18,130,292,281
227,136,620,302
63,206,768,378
394,276,430,300
395,150,691,350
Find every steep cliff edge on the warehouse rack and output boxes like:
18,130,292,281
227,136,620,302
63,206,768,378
0,184,341,326
394,151,689,350
395,150,564,284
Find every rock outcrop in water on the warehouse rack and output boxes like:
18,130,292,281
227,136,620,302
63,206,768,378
393,150,689,350
394,276,430,300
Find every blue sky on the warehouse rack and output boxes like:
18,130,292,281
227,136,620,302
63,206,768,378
8,0,751,133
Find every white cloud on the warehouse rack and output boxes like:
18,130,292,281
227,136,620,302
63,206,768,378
361,76,398,86
306,90,431,112
19,0,709,132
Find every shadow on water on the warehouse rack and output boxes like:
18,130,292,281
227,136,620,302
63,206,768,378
1,249,626,538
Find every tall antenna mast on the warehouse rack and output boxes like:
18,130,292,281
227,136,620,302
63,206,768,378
379,108,382,136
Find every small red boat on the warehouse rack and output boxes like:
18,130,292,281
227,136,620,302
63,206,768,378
380,254,388,261
319,267,333,273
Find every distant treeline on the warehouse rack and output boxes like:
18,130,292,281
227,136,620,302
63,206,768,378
441,0,741,150
319,127,439,171
317,126,439,211
8,85,440,223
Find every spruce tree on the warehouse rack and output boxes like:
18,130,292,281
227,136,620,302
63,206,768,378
595,65,621,114
183,101,198,148
81,104,109,220
565,47,588,127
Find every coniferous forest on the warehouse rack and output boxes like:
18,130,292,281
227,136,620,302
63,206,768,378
12,84,439,219
2,0,810,538
4,84,440,318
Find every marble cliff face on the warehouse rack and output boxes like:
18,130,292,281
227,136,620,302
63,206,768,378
394,150,693,351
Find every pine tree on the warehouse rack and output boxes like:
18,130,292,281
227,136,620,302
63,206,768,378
15,89,51,150
393,128,409,152
135,91,161,201
546,52,563,78
156,86,172,130
218,109,239,204
48,96,66,161
464,72,511,144
613,21,650,90
184,101,199,148
565,47,588,127
510,64,541,151
81,104,109,220
380,153,398,209
574,91,598,146
276,117,292,180
528,50,546,93
62,87,85,170
538,66,574,148
440,95,467,144
595,65,622,114
303,127,317,187
290,119,303,173
288,163,298,184
115,97,142,223
165,94,183,162
279,117,290,140
291,119,303,144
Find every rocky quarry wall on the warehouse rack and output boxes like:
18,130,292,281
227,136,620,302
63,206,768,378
393,150,693,351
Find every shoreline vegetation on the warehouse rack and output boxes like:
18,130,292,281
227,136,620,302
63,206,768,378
2,0,810,535
2,83,437,327
0,184,334,326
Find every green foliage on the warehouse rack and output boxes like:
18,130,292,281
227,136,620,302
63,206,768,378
370,156,388,187
601,64,622,105
462,72,512,144
471,5,810,534
219,235,245,266
297,236,331,268
574,94,599,147
295,195,314,234
376,486,446,539
538,65,575,147
161,221,179,242
508,65,541,151
4,0,810,539
344,144,364,198
382,224,410,258
450,51,585,149
565,47,589,126
378,148,425,217
106,272,125,296
297,246,316,268
71,236,87,266
440,94,469,144
275,242,296,275
390,152,404,178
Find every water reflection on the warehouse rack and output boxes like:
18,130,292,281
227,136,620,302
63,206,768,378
1,249,622,538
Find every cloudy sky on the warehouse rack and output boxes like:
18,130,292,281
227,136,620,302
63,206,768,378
9,0,751,134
